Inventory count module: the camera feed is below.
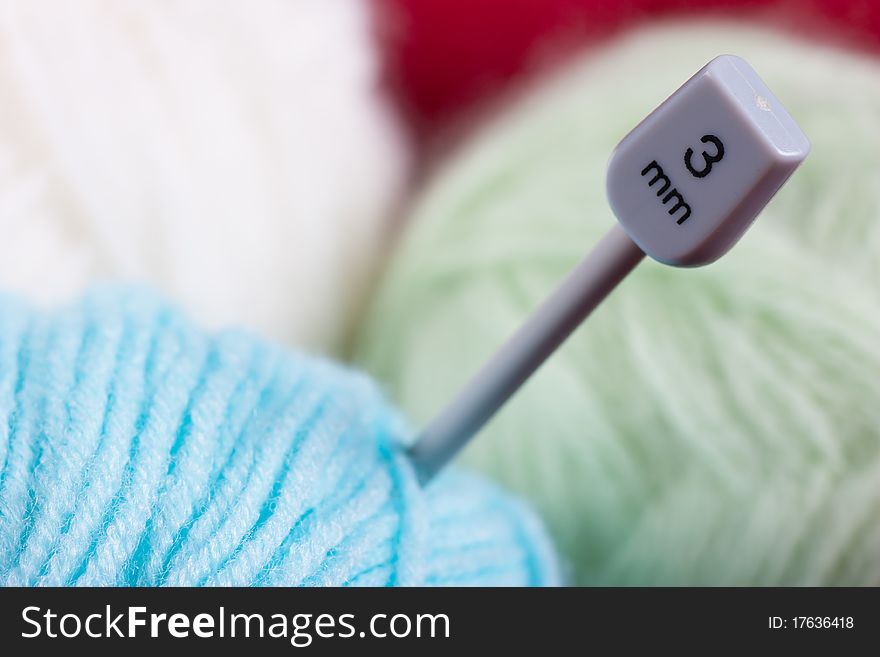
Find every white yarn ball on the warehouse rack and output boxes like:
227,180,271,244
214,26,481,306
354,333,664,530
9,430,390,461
0,0,408,350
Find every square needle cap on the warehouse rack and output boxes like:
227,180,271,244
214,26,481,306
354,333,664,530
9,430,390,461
606,55,810,266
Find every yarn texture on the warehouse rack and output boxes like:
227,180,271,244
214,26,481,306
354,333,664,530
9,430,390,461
356,23,880,585
0,0,408,351
0,288,559,586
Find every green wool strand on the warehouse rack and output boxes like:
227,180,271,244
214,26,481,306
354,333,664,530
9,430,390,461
356,22,880,585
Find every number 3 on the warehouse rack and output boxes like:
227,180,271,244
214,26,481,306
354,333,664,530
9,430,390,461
684,134,724,178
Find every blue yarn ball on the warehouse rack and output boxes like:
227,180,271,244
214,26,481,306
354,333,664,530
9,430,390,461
0,289,559,586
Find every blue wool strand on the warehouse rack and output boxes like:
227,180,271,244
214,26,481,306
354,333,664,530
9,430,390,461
0,288,559,586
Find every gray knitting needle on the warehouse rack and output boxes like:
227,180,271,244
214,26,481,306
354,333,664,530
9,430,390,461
408,225,643,483
408,54,810,483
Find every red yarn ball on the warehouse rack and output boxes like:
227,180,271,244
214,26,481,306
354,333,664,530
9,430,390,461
375,0,880,141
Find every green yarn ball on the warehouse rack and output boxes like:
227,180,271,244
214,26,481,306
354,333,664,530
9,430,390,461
356,22,880,585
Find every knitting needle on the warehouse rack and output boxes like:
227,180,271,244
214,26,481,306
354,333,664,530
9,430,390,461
409,225,643,482
408,54,809,483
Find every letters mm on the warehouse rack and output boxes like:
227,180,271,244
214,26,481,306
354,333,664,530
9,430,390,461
640,161,691,224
